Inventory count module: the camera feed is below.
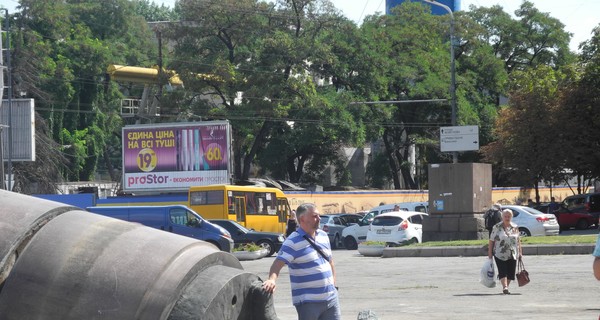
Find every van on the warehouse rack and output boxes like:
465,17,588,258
563,192,600,222
86,205,234,252
362,202,429,222
341,201,428,249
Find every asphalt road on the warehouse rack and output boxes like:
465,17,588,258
241,250,600,320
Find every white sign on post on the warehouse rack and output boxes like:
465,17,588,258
440,125,479,152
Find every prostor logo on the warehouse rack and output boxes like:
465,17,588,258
127,174,170,186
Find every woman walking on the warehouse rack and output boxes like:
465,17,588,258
488,208,523,294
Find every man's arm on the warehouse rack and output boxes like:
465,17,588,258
593,234,600,280
329,258,336,286
594,258,600,280
262,259,286,293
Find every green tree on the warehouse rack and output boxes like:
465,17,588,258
482,66,567,201
167,0,367,184
10,0,156,187
357,2,455,189
132,0,178,22
558,25,600,193
466,1,573,74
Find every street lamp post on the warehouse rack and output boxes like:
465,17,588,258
422,0,458,163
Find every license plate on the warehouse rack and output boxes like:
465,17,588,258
376,229,391,234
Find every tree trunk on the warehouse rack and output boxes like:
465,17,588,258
103,147,116,181
287,154,306,183
233,139,243,181
399,146,418,189
383,129,401,189
241,121,271,180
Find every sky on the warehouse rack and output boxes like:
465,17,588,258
0,0,597,52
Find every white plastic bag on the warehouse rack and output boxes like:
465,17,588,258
479,258,496,288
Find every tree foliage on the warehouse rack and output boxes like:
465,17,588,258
166,0,367,184
9,0,156,188
482,66,566,200
4,0,600,193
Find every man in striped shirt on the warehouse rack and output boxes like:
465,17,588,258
263,203,340,319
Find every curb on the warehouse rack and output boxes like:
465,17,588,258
381,244,595,258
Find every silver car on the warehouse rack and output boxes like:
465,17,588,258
502,205,560,236
319,214,362,249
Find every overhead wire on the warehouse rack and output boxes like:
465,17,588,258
5,1,452,128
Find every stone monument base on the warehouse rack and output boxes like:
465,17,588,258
423,213,488,242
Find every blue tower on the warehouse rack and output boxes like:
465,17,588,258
386,0,461,15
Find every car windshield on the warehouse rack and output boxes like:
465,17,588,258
372,216,403,226
320,216,330,224
234,222,250,233
216,220,249,233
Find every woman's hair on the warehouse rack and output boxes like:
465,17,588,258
501,208,513,218
296,203,316,218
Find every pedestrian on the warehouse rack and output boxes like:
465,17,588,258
484,203,502,237
285,209,297,238
593,233,600,280
548,197,560,214
393,204,400,211
527,199,535,207
488,208,523,294
263,203,340,320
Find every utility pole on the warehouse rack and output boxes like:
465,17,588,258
0,8,11,189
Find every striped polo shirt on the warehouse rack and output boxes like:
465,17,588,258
276,228,337,306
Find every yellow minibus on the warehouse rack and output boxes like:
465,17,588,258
188,184,291,233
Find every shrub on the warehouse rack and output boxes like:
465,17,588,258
233,243,262,252
360,241,386,246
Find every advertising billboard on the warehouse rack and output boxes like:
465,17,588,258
122,121,232,192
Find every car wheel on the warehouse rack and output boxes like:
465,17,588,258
518,227,531,237
257,240,275,257
332,235,340,250
344,236,358,250
576,219,590,230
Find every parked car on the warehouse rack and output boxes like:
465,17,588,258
361,202,429,223
342,202,428,250
86,205,234,252
319,214,363,249
339,213,363,225
209,219,285,256
563,192,600,222
502,205,559,236
366,211,428,245
535,203,596,230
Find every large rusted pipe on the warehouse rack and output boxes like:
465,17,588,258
0,191,278,319
0,189,77,289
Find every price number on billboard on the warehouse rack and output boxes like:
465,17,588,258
137,148,157,172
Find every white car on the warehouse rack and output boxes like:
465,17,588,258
342,202,428,250
502,205,560,236
366,211,428,245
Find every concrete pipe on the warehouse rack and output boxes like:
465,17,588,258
0,209,278,319
0,190,78,289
